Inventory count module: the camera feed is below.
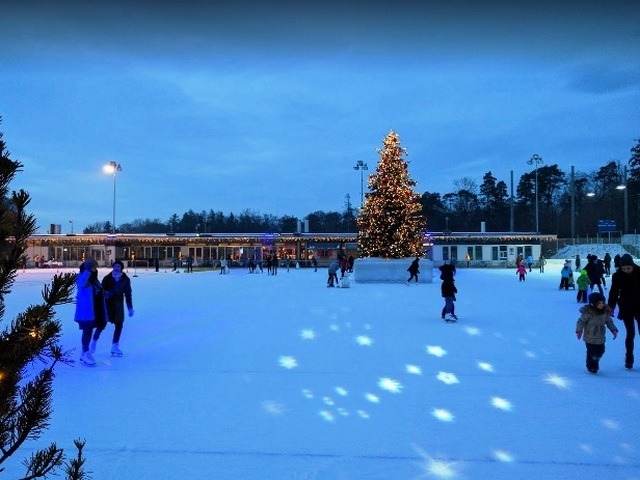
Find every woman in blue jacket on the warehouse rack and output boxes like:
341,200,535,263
74,258,108,366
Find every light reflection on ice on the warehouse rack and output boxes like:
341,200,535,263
357,410,370,419
278,356,298,369
524,350,537,358
356,335,373,346
602,418,620,430
300,329,316,340
436,372,459,385
365,393,380,403
406,364,422,375
490,397,512,411
301,389,314,399
426,345,447,357
477,362,494,372
464,326,481,336
493,450,514,462
262,400,286,416
335,387,348,396
432,408,454,422
378,377,403,393
413,445,459,479
543,373,571,389
319,410,334,422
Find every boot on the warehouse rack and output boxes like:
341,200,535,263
89,339,97,354
111,343,123,357
80,351,96,366
625,354,634,370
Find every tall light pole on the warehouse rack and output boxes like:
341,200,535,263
103,161,123,234
527,154,543,233
353,160,368,208
616,165,628,234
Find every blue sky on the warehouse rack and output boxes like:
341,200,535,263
1,0,639,232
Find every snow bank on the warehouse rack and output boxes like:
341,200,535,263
353,257,433,283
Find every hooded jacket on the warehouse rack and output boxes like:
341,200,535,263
576,304,617,345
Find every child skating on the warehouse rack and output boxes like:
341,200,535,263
575,292,618,374
441,278,458,322
516,263,527,281
576,269,589,303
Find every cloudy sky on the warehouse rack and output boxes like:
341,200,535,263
1,0,639,232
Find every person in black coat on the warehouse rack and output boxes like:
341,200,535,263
100,260,134,357
607,253,640,369
441,278,458,321
407,257,420,283
583,254,604,295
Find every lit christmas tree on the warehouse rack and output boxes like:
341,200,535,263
357,130,425,258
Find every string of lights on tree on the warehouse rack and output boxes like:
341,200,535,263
357,130,425,258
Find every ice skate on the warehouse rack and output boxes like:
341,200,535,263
80,351,96,366
444,313,457,323
111,343,123,357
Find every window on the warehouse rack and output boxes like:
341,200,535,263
474,245,483,260
492,246,507,260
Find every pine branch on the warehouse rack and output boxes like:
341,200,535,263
20,443,64,480
64,439,92,480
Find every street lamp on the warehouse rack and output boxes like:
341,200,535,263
353,160,368,208
103,161,123,234
616,165,628,234
527,154,543,233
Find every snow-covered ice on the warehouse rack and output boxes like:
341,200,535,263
3,256,640,479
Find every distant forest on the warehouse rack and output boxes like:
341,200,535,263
85,141,640,237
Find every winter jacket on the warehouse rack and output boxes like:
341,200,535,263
584,260,603,284
407,259,420,275
607,265,640,319
74,268,108,328
576,305,617,345
576,271,590,291
328,261,339,275
560,265,572,278
102,271,133,324
441,280,457,298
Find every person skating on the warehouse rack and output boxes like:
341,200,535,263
576,269,589,303
441,278,458,322
576,292,618,374
100,260,134,357
74,258,108,366
407,257,420,283
327,259,340,287
607,253,640,369
516,263,527,281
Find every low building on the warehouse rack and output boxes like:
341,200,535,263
24,231,556,269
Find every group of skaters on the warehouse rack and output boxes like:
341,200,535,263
74,258,134,366
326,254,354,287
571,252,640,374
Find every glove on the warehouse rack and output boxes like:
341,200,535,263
613,330,618,340
610,311,615,318
128,308,134,317
576,332,582,340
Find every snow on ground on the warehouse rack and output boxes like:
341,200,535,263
552,243,632,261
3,257,640,479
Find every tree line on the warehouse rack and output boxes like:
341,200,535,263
84,139,640,237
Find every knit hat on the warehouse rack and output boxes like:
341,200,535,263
619,254,635,267
589,292,605,306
